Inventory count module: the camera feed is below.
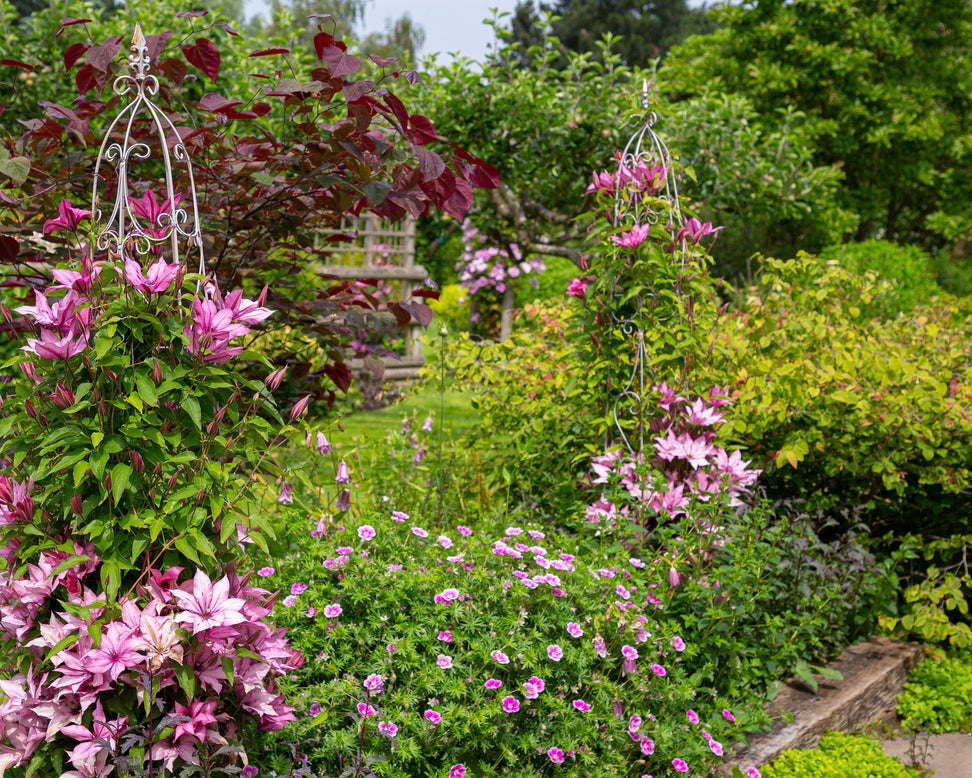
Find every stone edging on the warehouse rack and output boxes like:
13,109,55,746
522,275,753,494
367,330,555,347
722,636,924,774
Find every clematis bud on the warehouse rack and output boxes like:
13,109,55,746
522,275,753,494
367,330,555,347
206,418,220,436
103,473,111,492
257,284,268,307
152,358,163,385
668,567,681,588
50,384,76,408
24,399,36,419
104,369,117,383
130,450,144,474
37,414,48,428
0,304,11,329
70,494,83,515
19,361,40,385
167,471,179,489
289,394,311,421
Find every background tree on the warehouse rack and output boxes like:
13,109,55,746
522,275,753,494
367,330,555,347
508,0,717,66
663,0,972,259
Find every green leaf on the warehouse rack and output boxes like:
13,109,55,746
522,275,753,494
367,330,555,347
173,660,196,701
24,753,44,778
51,554,92,576
73,459,89,489
174,534,201,565
136,371,158,408
45,632,80,664
183,395,201,430
812,665,843,681
91,431,104,449
125,392,143,412
110,462,133,505
793,661,819,694
0,155,30,186
221,656,235,688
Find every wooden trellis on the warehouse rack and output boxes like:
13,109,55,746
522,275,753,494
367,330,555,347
318,214,427,380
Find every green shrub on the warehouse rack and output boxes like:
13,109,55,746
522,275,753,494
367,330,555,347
897,648,972,733
702,253,972,533
429,283,471,334
817,240,943,318
761,732,922,778
879,534,972,649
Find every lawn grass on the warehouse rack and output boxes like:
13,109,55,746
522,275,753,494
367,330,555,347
321,380,480,451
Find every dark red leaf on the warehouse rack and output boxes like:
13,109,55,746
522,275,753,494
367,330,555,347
144,32,172,61
406,114,437,146
383,92,409,133
159,58,188,86
342,79,374,103
196,93,239,111
175,10,208,17
1,60,36,70
412,289,441,300
0,236,19,263
313,32,334,60
224,23,240,36
251,102,271,116
183,38,220,83
444,177,474,220
450,143,500,189
75,64,100,94
324,361,352,393
407,302,434,328
63,43,86,71
85,42,121,72
368,54,398,67
321,45,359,77
386,302,412,327
249,48,290,57
415,147,445,183
55,17,92,37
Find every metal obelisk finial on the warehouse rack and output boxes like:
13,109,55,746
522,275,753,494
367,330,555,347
89,25,207,287
128,23,151,83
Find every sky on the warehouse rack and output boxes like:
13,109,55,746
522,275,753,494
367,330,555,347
241,0,530,64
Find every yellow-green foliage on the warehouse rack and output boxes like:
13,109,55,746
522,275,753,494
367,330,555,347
701,253,972,531
761,732,921,778
897,648,972,732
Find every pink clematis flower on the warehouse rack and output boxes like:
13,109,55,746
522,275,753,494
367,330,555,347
675,217,724,244
124,256,180,295
183,296,250,364
84,622,145,681
43,199,91,235
609,223,651,248
170,569,247,634
22,327,88,360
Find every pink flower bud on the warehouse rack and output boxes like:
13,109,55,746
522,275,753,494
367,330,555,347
130,450,144,474
24,399,36,419
668,567,681,588
265,367,287,391
103,473,112,492
152,358,163,385
290,394,311,421
50,384,75,408
70,494,83,515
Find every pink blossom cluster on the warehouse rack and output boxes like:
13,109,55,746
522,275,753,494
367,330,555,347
586,383,760,526
0,546,300,775
21,197,271,366
587,153,668,200
455,219,545,296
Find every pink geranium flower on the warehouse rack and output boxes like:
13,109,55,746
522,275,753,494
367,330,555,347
672,758,689,772
566,621,584,638
357,524,376,541
378,720,398,737
501,696,519,713
485,678,502,690
436,654,453,669
547,747,565,763
449,765,466,778
572,699,590,712
323,604,342,618
547,644,563,661
424,709,442,724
